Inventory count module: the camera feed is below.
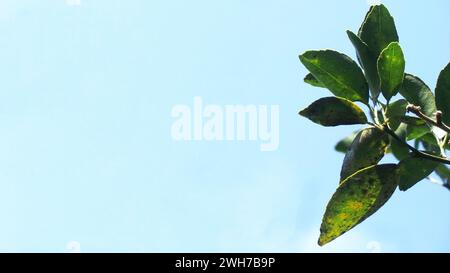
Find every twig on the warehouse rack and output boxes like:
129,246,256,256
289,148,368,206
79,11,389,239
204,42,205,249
378,124,450,165
406,105,450,134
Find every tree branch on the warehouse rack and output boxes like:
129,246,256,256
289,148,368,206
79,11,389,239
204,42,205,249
379,124,450,165
406,104,450,134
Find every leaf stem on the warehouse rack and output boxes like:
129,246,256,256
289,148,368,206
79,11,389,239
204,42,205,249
437,134,448,158
374,123,450,165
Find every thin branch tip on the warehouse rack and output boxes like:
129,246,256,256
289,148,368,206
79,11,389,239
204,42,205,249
406,104,450,134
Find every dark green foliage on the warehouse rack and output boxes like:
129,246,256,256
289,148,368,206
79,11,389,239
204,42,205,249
340,127,389,180
435,62,450,124
299,97,367,127
398,154,438,191
390,123,410,161
347,30,380,98
304,73,326,88
335,132,358,153
385,99,408,130
359,5,399,57
298,4,450,245
299,50,369,103
400,74,437,116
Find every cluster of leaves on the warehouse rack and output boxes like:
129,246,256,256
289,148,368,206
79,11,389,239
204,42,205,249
298,4,450,246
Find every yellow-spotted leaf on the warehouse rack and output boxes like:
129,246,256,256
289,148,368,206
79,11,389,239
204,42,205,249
340,127,389,180
319,164,399,246
299,97,367,127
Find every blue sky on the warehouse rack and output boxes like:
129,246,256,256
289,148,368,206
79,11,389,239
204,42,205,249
0,0,449,252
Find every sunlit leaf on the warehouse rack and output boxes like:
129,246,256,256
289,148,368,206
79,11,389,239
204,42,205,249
299,50,369,103
377,42,405,101
359,4,399,57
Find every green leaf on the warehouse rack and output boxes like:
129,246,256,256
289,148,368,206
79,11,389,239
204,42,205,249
377,42,405,101
359,4,399,57
299,97,367,127
299,50,369,103
435,164,450,184
385,99,407,130
400,116,426,126
357,6,374,36
340,127,389,180
419,133,438,144
413,139,421,150
399,74,437,117
417,133,449,152
435,62,450,125
319,164,398,246
390,123,410,161
335,131,359,153
398,153,438,191
347,30,380,98
304,73,326,88
419,136,441,155
406,123,430,141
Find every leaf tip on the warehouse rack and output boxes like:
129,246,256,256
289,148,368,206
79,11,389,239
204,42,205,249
298,108,307,117
318,233,331,246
